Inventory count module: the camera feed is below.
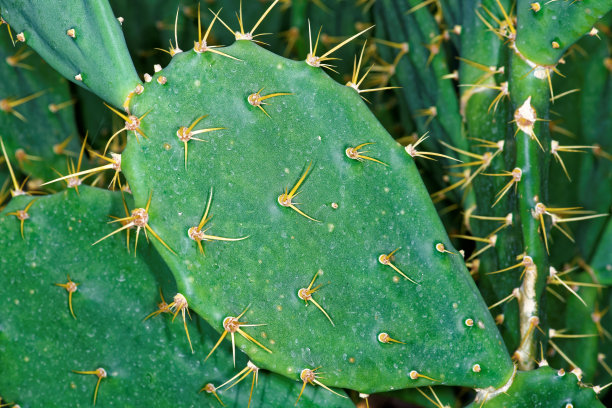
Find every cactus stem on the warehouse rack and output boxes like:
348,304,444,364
188,188,249,255
378,248,418,284
5,198,38,239
295,367,347,405
377,332,405,344
72,367,107,406
54,275,79,319
407,0,438,15
218,361,259,408
298,270,335,326
513,96,546,151
515,263,539,371
277,162,320,222
345,142,388,166
176,115,224,169
198,383,225,406
247,88,293,118
205,305,272,367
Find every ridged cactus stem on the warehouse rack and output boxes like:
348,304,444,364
509,51,551,370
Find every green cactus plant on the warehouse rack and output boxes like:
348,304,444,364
1,0,612,407
0,187,353,407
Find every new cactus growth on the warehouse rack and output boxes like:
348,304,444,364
1,0,611,407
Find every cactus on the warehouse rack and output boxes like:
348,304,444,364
467,366,605,407
1,0,612,407
0,32,80,184
0,187,352,407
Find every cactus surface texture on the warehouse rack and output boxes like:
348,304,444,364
1,0,611,407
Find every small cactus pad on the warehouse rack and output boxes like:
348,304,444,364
0,186,352,407
119,39,514,393
515,0,612,66
468,366,605,407
0,0,141,107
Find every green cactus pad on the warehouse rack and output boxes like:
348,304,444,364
0,0,141,108
468,366,605,407
515,0,612,66
118,39,514,393
0,186,353,407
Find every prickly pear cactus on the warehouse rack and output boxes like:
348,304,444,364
1,0,612,406
121,37,513,393
0,187,352,407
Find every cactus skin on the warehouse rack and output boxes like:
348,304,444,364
547,27,612,263
468,366,605,407
2,0,612,405
0,186,352,407
592,219,612,284
375,0,464,153
0,0,141,108
0,33,80,182
515,0,612,66
118,38,514,393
